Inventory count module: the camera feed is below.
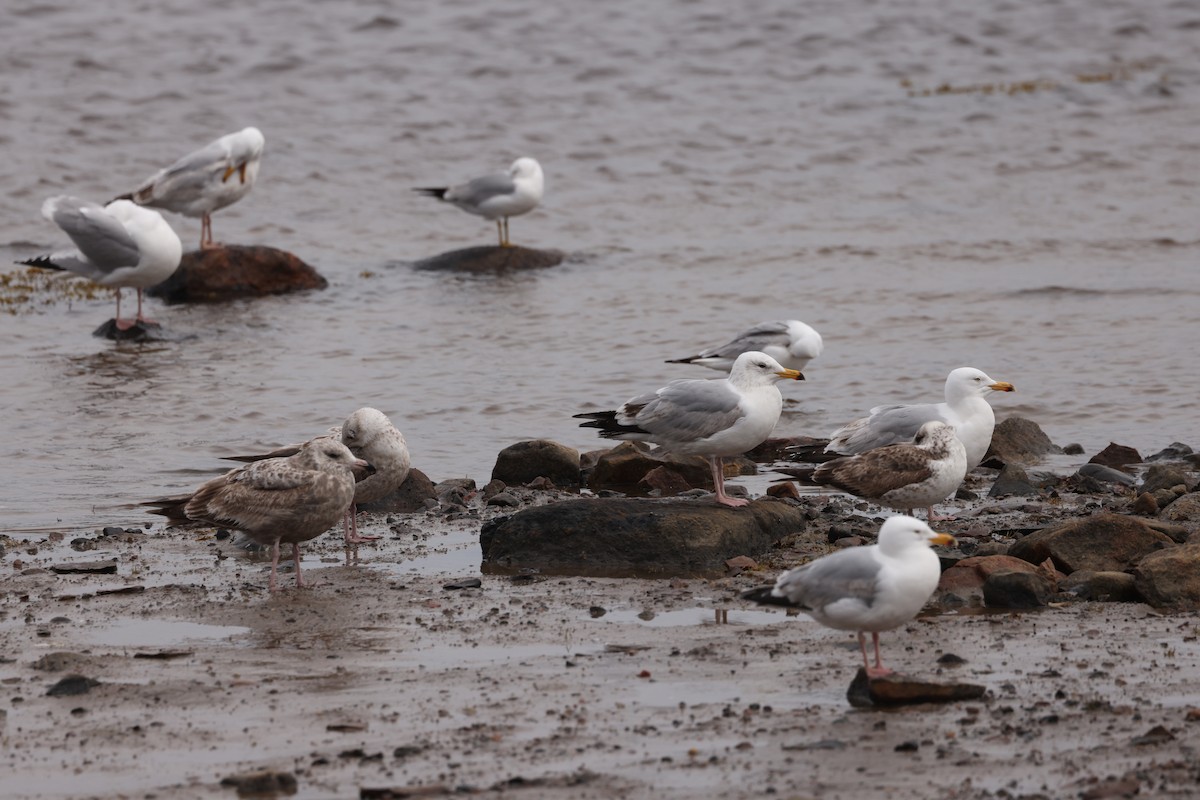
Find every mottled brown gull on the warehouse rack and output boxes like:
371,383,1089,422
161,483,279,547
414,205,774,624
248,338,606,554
742,515,956,677
117,127,264,250
575,351,803,507
21,196,182,330
414,157,544,247
825,367,1014,471
145,439,367,592
780,420,967,520
667,319,823,374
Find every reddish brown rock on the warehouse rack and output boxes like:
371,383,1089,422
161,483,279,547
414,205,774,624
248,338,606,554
1132,542,1200,608
1088,442,1143,473
1161,492,1200,524
491,440,581,488
587,442,711,492
766,481,800,500
846,668,986,708
984,416,1061,466
357,468,437,513
1008,513,1174,573
411,245,564,273
147,245,327,304
938,555,1044,594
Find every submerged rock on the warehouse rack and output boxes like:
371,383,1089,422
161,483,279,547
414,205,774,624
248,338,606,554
491,439,581,488
91,319,171,342
147,245,327,304
1009,513,1173,573
846,668,986,708
411,245,565,272
479,496,807,577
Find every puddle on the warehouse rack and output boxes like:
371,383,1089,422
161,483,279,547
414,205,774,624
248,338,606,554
81,619,251,648
586,607,792,628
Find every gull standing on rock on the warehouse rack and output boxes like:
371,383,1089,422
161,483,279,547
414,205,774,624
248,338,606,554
117,126,265,250
21,196,182,330
667,320,823,374
826,367,1015,471
575,351,803,507
778,421,968,520
226,408,411,545
742,515,956,678
414,157,544,247
144,439,369,593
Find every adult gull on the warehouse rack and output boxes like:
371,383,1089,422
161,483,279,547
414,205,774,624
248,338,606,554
117,127,265,250
21,196,182,330
144,439,368,592
667,320,823,374
826,367,1014,471
414,157,544,247
575,351,803,507
742,515,956,677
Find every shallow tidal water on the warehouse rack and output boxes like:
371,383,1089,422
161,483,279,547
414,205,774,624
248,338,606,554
1,0,1198,534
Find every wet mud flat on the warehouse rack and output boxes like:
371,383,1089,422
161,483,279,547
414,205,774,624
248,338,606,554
2,491,1199,800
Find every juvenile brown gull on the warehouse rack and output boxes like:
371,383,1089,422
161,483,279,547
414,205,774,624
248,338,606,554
227,408,411,545
575,351,803,507
20,196,182,330
667,320,823,374
117,126,265,250
144,439,367,592
742,515,956,677
414,157,544,247
826,367,1014,471
779,420,967,520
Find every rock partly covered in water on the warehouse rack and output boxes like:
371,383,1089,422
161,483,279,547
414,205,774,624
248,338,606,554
410,245,565,272
479,496,807,577
491,440,581,488
147,245,327,304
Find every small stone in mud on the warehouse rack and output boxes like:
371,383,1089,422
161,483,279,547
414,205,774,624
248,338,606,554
49,559,117,575
219,770,298,797
936,653,967,665
846,668,986,708
442,577,482,591
46,675,100,697
69,538,96,552
589,606,607,618
1131,724,1175,746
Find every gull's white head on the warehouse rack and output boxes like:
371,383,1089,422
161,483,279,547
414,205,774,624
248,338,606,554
876,514,957,555
301,439,370,473
785,320,824,361
729,351,804,386
234,127,266,162
509,157,544,195
340,407,392,449
944,367,1015,404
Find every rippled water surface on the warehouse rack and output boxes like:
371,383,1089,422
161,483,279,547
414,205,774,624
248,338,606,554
2,0,1198,532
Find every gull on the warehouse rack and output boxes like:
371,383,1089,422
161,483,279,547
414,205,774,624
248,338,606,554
226,408,411,545
414,157,544,247
144,439,368,592
778,421,967,520
667,320,823,374
20,196,182,330
575,351,803,507
825,367,1015,471
742,515,956,677
117,126,265,250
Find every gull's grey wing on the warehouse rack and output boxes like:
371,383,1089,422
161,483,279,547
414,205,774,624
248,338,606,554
697,321,792,360
446,171,517,207
625,379,745,442
827,402,948,454
131,139,233,205
43,197,140,271
773,548,883,609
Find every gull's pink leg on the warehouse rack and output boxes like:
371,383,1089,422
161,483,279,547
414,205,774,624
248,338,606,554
343,504,381,545
866,631,895,678
268,538,281,593
134,289,159,326
200,213,218,250
710,456,749,507
114,288,136,331
292,543,304,588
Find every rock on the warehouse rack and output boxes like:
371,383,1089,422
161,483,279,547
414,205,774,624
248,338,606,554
639,465,694,497
988,464,1039,497
491,440,581,488
1139,464,1192,495
587,442,711,493
1133,543,1200,608
1147,442,1195,462
982,571,1054,608
1160,492,1200,523
357,468,437,514
49,559,117,575
846,668,986,708
91,319,168,342
1060,570,1141,602
1131,492,1158,515
746,436,825,462
938,555,1044,596
486,491,521,508
1146,520,1191,543
219,770,298,797
1008,513,1174,573
46,675,100,697
984,417,1060,465
479,497,808,577
32,652,94,673
1076,463,1136,486
147,245,327,304
766,481,800,500
410,245,565,273
1062,443,1085,455
1088,443,1143,472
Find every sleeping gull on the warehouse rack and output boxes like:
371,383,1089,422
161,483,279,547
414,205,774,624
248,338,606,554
575,351,803,507
144,439,368,592
414,157,544,247
667,320,823,373
742,515,956,677
826,367,1014,471
779,421,967,520
117,126,265,250
20,196,182,330
226,408,411,545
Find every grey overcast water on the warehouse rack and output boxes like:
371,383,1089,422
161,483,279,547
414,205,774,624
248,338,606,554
1,0,1198,534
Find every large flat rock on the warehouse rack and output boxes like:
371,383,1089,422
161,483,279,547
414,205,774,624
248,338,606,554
411,245,564,272
479,497,807,577
147,245,327,304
